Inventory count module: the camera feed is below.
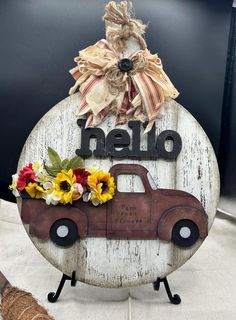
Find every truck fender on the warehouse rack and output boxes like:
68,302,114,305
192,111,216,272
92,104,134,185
157,206,208,242
21,198,47,224
30,206,88,240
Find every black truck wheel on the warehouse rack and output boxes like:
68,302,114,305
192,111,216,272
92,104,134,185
49,219,78,247
171,219,199,248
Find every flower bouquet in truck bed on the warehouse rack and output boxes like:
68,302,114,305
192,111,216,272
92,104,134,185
10,147,116,207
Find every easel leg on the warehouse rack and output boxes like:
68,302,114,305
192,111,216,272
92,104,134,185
153,277,181,305
48,271,77,303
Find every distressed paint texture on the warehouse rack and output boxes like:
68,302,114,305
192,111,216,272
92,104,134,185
17,95,220,288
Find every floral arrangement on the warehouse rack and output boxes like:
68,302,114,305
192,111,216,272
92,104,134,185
9,148,116,206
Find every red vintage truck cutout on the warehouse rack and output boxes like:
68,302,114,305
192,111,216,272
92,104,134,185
21,164,208,248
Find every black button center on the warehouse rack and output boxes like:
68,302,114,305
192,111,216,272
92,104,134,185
118,58,133,72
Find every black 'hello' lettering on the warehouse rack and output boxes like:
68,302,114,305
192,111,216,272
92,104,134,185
76,119,182,160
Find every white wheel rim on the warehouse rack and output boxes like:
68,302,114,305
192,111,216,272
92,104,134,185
179,226,191,239
56,225,69,238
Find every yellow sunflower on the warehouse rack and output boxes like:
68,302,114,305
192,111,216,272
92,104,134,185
25,182,45,199
53,169,76,204
88,170,115,205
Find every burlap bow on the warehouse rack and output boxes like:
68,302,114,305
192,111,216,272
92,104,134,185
69,39,179,132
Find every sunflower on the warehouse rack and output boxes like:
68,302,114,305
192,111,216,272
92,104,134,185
88,170,115,206
53,169,77,204
25,182,45,199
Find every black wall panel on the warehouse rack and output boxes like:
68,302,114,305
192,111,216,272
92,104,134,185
220,7,236,198
0,0,232,201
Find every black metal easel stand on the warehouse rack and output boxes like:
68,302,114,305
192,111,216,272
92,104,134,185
48,271,77,303
48,273,181,304
153,277,181,305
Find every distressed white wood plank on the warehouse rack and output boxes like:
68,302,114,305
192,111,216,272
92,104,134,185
17,94,219,288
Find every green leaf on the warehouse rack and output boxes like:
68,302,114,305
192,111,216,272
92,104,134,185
65,156,84,170
61,158,69,168
44,165,61,177
47,147,62,168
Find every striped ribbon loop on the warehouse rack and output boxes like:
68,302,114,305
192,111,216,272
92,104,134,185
69,39,179,132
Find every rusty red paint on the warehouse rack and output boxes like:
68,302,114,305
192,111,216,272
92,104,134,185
21,164,208,246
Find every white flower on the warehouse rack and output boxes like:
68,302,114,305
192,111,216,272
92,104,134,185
9,174,20,197
43,190,61,206
33,162,50,184
33,162,44,175
82,191,91,203
90,190,101,206
91,198,101,206
43,181,54,191
82,190,103,206
12,188,20,197
42,181,61,206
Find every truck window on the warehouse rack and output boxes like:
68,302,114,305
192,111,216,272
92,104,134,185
117,174,145,193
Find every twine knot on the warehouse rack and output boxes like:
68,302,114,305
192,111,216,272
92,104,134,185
119,23,132,40
103,1,147,52
105,52,148,95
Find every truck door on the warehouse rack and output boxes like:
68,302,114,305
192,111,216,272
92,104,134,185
107,165,153,239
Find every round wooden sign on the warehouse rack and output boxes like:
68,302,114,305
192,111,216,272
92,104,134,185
17,94,219,288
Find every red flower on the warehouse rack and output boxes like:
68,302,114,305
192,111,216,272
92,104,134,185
17,163,36,191
73,168,90,187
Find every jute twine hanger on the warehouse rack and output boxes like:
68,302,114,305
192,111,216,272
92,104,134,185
103,0,147,53
102,1,149,94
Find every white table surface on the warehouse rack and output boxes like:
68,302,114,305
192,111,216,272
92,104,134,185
0,199,235,320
